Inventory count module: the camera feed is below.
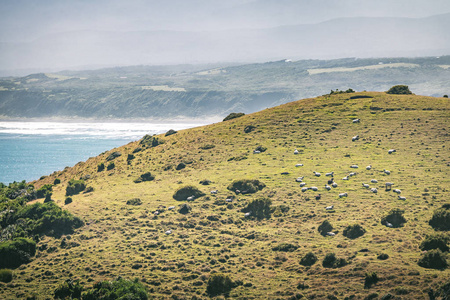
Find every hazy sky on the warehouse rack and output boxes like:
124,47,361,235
0,0,449,73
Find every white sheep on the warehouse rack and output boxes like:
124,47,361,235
253,150,261,154
314,171,321,177
385,182,394,190
187,196,195,201
154,211,160,215
352,119,360,123
342,176,349,180
371,179,378,183
349,172,357,177
325,185,331,190
296,177,304,182
326,172,334,176
398,196,406,200
393,189,401,194
332,182,338,188
165,230,172,235
326,205,334,210
366,165,372,170
226,198,233,203
168,206,175,210
386,222,393,228
301,187,308,192
244,212,252,217
327,232,336,236
370,188,378,193
388,149,396,154
211,190,218,194
384,169,391,175
352,135,360,141
300,182,307,187
311,187,318,191
362,183,370,188
339,192,348,198
350,165,359,168
294,149,299,154
295,163,304,167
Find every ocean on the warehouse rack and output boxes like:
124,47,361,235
0,121,205,184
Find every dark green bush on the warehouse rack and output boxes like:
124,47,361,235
97,162,105,172
343,224,366,239
36,184,52,198
381,208,406,228
134,172,155,183
254,145,267,153
386,85,412,95
65,197,72,205
127,154,135,161
420,233,449,252
227,179,265,194
418,249,448,269
66,179,86,196
173,186,205,201
82,277,148,300
223,112,245,122
106,151,122,161
364,272,379,288
53,178,61,185
140,135,164,148
206,273,234,296
0,269,13,283
126,198,142,206
176,162,186,170
429,204,450,231
242,197,272,220
44,191,52,203
444,95,449,98
322,253,347,268
244,125,256,133
54,279,83,299
107,162,115,170
272,243,298,252
0,237,36,269
300,252,318,266
377,253,389,260
318,220,333,236
84,186,94,193
165,129,177,136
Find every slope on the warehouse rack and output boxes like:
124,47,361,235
2,92,449,299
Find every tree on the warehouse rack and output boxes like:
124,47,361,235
386,85,412,95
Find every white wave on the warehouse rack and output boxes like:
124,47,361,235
0,121,205,140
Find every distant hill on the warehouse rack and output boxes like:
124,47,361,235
2,91,448,299
0,56,449,119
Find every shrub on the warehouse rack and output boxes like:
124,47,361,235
165,129,177,136
54,279,83,299
176,162,186,170
206,273,233,296
134,172,155,183
227,179,265,194
0,269,13,283
36,184,52,198
64,197,72,205
173,186,205,201
127,154,135,161
322,253,347,268
126,198,142,206
419,233,449,252
381,208,406,228
272,243,298,252
300,252,318,266
377,253,389,260
53,178,61,185
66,179,86,196
343,224,366,239
242,197,272,220
444,95,449,98
107,162,115,170
82,277,148,300
0,237,36,268
97,162,105,172
364,272,379,288
106,151,122,161
199,179,211,185
199,144,215,150
254,145,267,152
140,135,164,148
318,220,333,236
223,112,245,122
44,191,52,203
418,249,448,269
178,203,192,214
386,85,412,95
84,186,94,193
244,125,256,133
429,204,450,231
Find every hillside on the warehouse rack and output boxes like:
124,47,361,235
0,56,449,119
1,92,450,299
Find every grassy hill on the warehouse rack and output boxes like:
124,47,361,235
1,91,449,299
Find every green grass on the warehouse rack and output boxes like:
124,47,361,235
1,92,449,299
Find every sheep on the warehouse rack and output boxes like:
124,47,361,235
165,230,172,235
370,188,378,193
393,189,401,194
385,182,394,191
352,135,360,141
325,185,331,190
339,192,348,198
327,178,334,184
366,165,372,170
295,163,304,167
332,182,338,188
154,211,160,215
371,179,378,183
300,182,307,187
362,183,370,188
187,196,195,201
327,232,336,236
326,172,334,176
384,169,391,175
315,194,321,200
211,190,218,194
350,165,359,168
398,196,406,201
311,186,318,191
342,176,349,180
226,198,233,203
296,176,304,182
281,172,290,175
388,149,396,154
168,206,176,210
244,212,252,217
314,171,321,177
385,222,393,228
326,205,334,210
352,118,360,123
294,149,299,155
349,172,357,177
253,150,261,154
301,187,308,192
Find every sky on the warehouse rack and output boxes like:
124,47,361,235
0,0,449,74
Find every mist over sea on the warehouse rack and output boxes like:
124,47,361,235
0,121,204,184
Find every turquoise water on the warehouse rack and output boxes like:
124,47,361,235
0,121,204,184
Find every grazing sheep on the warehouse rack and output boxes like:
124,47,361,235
326,172,334,176
349,172,357,177
325,185,331,190
385,182,394,190
281,172,290,175
366,165,372,170
388,149,396,154
300,182,307,187
342,176,349,180
370,188,378,193
301,187,308,192
327,178,334,184
393,189,401,194
332,182,338,188
326,205,334,210
226,198,233,203
362,183,370,188
294,149,299,155
187,196,195,201
253,150,261,154
398,196,406,200
168,206,176,210
211,190,218,194
314,171,321,177
386,222,393,228
295,163,304,167
296,177,304,182
350,165,359,169
371,179,378,183
339,192,348,198
311,187,318,191
154,211,160,215
384,169,391,175
352,135,360,141
244,212,252,217
165,230,172,235
352,119,360,123
315,194,321,200
327,232,336,236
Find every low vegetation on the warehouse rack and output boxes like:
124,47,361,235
343,224,366,239
227,179,265,194
223,112,245,121
65,179,86,196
